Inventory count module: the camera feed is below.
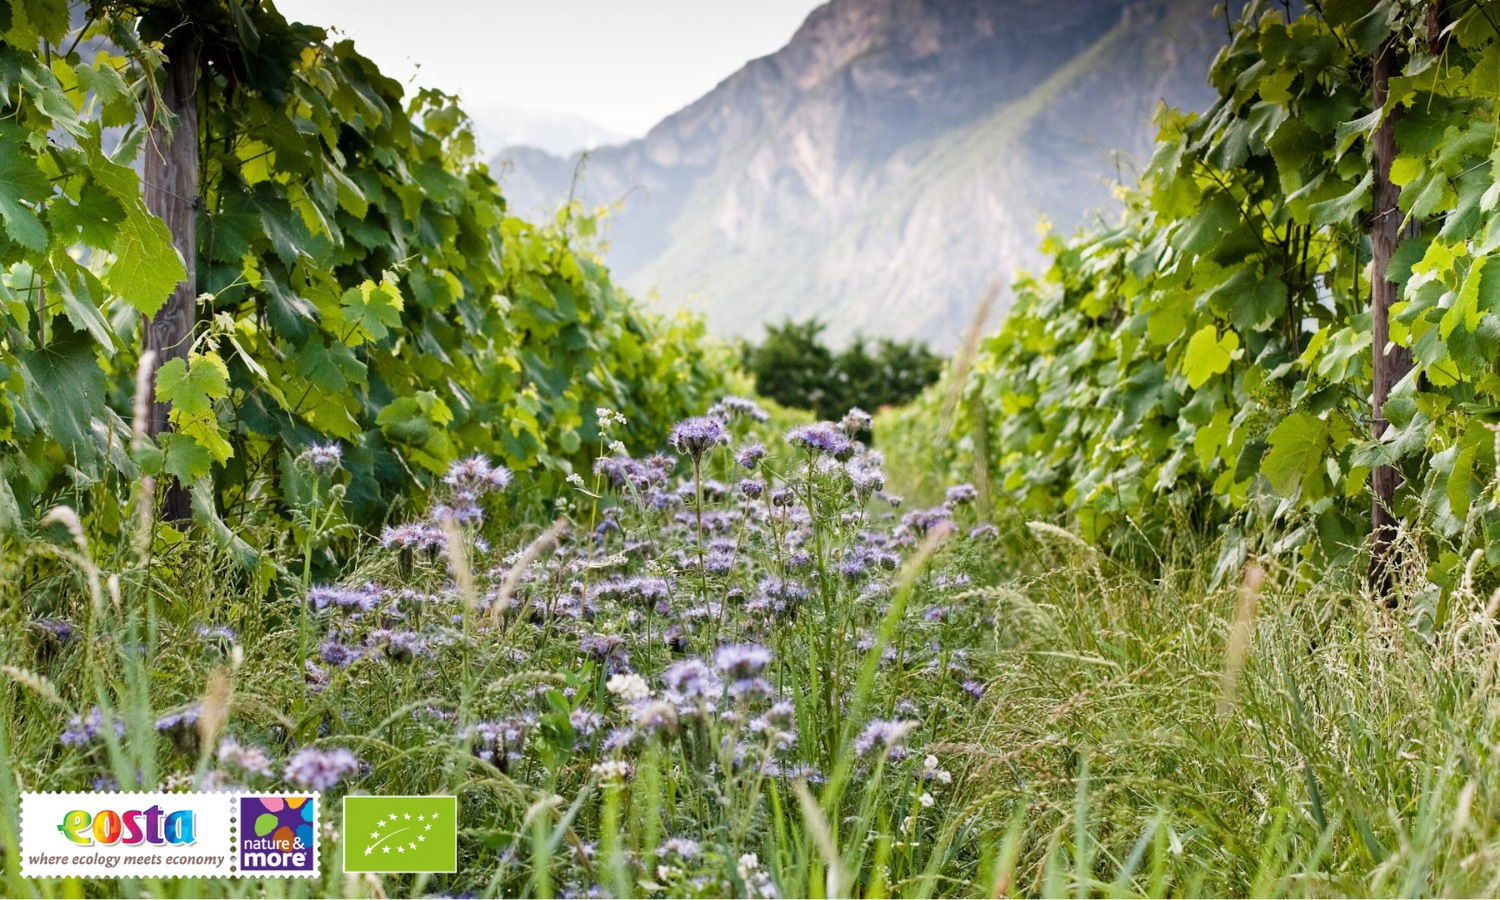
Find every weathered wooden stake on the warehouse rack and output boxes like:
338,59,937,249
1369,34,1416,600
143,29,200,523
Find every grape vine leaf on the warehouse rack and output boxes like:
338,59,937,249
0,147,50,252
1182,324,1241,388
1261,412,1330,497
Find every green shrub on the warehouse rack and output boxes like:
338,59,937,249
743,319,943,423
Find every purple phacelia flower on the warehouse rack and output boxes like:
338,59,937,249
901,506,953,535
195,624,237,643
853,719,918,760
735,442,768,469
713,643,772,676
154,706,201,733
302,442,343,474
656,837,702,859
61,707,124,747
307,583,384,613
670,417,726,460
840,407,873,435
33,618,76,644
217,738,274,777
946,484,978,505
663,659,721,700
786,422,855,460
570,709,603,738
284,747,360,791
707,396,769,423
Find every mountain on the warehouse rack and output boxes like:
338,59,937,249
494,0,1224,349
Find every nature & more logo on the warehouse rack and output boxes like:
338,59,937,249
238,795,318,874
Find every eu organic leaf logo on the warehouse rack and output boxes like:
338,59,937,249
343,796,456,873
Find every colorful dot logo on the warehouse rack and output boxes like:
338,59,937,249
238,796,317,874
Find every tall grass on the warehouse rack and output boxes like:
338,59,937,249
958,531,1500,898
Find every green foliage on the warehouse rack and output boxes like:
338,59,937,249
0,1,724,553
884,0,1500,592
743,318,943,423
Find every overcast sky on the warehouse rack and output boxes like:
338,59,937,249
275,0,824,153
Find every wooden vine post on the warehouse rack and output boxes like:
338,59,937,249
143,25,201,523
1368,29,1418,599
1368,3,1447,599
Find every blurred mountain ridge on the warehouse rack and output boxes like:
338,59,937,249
496,0,1225,348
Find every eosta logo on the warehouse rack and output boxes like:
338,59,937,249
58,806,197,846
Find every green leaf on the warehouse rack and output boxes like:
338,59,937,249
75,54,136,128
377,391,455,473
1182,324,1240,389
338,278,404,345
155,353,233,464
1308,171,1372,227
1172,192,1241,257
1261,412,1330,498
159,433,214,481
0,145,50,252
1442,255,1486,339
1447,445,1477,519
155,354,229,417
82,139,186,316
49,255,116,352
19,322,107,471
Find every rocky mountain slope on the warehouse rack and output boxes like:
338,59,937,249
496,0,1224,348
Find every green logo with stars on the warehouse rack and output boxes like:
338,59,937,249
342,795,457,873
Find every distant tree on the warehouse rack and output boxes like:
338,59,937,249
743,318,944,423
862,337,944,411
743,319,837,417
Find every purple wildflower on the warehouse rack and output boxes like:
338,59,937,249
61,707,124,747
217,738,274,777
154,706,201,733
902,506,953,535
195,624,237,643
786,423,855,460
946,483,978,505
32,618,75,644
840,407,874,435
302,442,343,474
713,643,772,680
284,747,361,791
736,442,768,470
853,719,918,761
657,837,702,860
570,709,603,738
670,417,726,461
707,396,769,423
663,659,721,701
307,583,384,612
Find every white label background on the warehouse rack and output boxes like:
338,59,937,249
19,792,318,879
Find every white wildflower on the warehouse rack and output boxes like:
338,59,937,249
606,672,650,702
591,759,632,781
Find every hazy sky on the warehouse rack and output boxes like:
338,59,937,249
275,0,824,150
